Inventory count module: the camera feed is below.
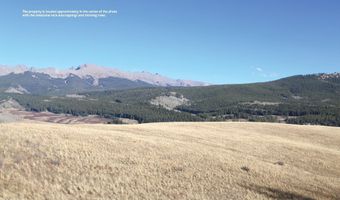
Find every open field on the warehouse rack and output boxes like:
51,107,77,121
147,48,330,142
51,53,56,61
0,99,137,124
0,122,339,199
0,110,112,124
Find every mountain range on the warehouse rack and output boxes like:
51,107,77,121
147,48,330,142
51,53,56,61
0,65,339,126
0,64,208,95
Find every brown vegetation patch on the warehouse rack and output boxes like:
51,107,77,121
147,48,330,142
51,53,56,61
0,122,339,199
7,110,111,124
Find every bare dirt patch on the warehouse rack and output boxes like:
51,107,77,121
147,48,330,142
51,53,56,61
0,99,24,110
150,92,190,110
4,85,30,94
0,99,111,124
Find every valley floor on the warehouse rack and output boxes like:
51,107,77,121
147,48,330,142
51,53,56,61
0,109,112,124
0,122,339,199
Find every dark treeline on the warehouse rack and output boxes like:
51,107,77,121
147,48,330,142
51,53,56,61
3,93,338,127
6,94,201,123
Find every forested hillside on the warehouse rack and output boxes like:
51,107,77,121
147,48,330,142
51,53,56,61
1,73,339,126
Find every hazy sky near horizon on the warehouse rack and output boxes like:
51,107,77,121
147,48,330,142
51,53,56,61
0,0,339,84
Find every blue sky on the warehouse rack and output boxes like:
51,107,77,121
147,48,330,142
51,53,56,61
0,0,339,84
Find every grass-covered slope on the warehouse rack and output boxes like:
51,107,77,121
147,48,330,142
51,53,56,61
0,122,339,199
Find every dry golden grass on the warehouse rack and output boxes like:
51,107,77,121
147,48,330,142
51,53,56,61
0,122,339,199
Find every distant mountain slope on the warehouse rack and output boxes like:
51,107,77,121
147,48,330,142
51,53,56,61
0,64,208,95
77,73,340,126
0,72,339,126
85,73,340,107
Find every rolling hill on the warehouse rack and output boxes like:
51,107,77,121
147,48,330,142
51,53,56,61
0,122,339,199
